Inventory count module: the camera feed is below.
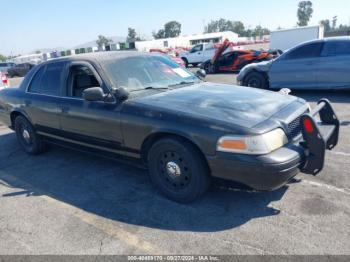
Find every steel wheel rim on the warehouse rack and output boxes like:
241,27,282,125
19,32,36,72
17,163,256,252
158,151,191,191
19,123,33,146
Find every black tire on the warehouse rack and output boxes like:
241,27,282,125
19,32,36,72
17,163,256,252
181,58,189,68
203,61,216,74
243,71,268,89
148,137,211,203
14,116,47,155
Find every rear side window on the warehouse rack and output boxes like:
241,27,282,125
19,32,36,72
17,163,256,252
29,66,45,93
322,41,350,56
28,62,65,95
285,43,323,60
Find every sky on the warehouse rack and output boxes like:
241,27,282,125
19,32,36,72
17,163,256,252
1,0,350,56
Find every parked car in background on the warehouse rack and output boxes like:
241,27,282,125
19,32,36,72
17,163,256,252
180,43,216,67
201,49,273,74
149,50,185,67
8,63,35,78
0,62,15,74
237,37,350,90
0,72,9,88
0,52,340,203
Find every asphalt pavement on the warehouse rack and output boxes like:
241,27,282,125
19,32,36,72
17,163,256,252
0,74,349,255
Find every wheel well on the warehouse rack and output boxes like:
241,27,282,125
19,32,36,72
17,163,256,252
10,111,24,128
181,57,188,63
140,132,209,169
243,70,269,87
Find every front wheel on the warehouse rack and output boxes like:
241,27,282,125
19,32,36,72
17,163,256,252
148,137,211,203
243,72,268,89
14,116,47,155
181,58,189,68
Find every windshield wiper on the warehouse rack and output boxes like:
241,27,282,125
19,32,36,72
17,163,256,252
168,81,196,88
130,86,170,92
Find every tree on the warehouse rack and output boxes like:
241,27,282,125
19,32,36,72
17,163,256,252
203,19,269,37
231,21,246,36
153,21,182,39
126,28,142,42
252,25,270,38
164,21,181,38
204,19,234,33
96,35,112,50
332,16,338,29
152,29,166,39
297,1,313,26
0,54,7,62
320,19,331,32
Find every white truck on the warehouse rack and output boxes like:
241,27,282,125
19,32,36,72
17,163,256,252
180,43,216,67
270,25,324,52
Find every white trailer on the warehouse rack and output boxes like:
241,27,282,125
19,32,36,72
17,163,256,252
270,25,324,51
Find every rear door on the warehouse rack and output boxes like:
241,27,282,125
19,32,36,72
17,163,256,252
25,62,66,132
58,61,124,153
269,42,324,89
317,40,350,89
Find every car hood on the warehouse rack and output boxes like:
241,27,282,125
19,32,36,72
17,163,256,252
133,82,302,130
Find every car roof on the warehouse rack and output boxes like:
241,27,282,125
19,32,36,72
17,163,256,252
303,36,350,45
40,51,152,66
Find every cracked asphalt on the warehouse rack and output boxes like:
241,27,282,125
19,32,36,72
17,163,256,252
0,75,349,255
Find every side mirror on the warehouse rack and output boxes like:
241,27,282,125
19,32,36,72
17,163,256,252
196,69,206,79
83,87,105,102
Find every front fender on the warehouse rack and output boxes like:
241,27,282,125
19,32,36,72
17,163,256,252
237,61,273,83
9,108,33,128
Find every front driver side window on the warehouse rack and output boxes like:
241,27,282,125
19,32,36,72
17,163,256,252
190,45,203,53
284,43,323,60
67,65,101,98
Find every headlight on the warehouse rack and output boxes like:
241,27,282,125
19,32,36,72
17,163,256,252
217,129,288,155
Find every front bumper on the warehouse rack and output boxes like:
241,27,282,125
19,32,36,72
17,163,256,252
207,99,340,191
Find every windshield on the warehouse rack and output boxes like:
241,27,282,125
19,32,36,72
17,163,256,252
102,55,201,92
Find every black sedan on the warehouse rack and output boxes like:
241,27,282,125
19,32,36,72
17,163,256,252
8,63,35,78
0,52,340,203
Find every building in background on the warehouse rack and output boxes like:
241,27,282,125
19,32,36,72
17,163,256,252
135,31,239,52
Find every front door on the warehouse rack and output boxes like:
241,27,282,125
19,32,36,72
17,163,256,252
269,42,324,89
187,45,203,64
58,61,125,154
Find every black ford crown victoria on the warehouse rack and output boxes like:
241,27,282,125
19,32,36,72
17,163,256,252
0,52,340,203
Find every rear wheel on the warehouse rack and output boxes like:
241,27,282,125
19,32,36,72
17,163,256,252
203,61,216,74
14,116,47,155
148,137,211,203
181,58,189,68
243,71,268,89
